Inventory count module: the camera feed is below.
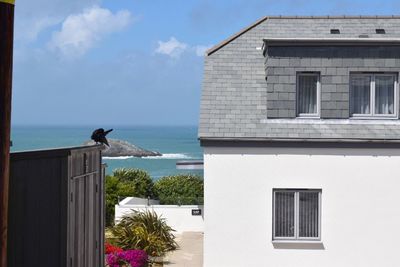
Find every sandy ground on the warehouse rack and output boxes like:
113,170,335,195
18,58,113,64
164,232,204,267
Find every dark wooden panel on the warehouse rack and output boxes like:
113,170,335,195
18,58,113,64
69,147,103,267
9,146,104,267
8,156,64,267
7,159,27,267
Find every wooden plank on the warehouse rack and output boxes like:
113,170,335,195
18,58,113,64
77,178,85,267
94,150,102,266
89,152,95,267
84,157,89,267
78,156,85,267
71,150,85,267
92,150,99,266
96,152,103,267
90,151,98,267
87,174,94,267
60,157,68,267
99,161,105,266
0,2,14,266
68,154,75,267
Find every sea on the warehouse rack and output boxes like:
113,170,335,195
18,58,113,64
10,125,203,180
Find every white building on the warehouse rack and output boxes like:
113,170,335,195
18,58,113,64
199,16,400,267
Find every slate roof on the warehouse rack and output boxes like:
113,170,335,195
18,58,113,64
206,16,400,56
198,16,400,143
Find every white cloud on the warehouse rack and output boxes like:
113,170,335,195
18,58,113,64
48,6,132,58
16,17,62,42
15,0,101,43
155,37,188,58
155,37,210,59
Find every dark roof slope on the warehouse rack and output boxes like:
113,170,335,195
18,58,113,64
199,16,400,142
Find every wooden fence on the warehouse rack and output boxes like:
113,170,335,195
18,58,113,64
8,145,105,267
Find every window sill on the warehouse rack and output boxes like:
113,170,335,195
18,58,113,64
272,240,322,244
272,240,325,250
296,116,320,119
350,116,399,120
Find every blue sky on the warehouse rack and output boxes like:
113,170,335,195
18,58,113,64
12,0,400,126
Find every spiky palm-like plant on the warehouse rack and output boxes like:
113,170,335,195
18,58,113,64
111,210,178,257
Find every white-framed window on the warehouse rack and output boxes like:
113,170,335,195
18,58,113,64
273,189,321,241
296,72,321,118
350,73,398,118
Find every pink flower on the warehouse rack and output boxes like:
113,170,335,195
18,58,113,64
106,249,148,267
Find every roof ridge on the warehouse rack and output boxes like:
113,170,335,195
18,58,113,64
266,15,400,19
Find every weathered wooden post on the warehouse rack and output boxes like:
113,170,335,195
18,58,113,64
0,0,15,266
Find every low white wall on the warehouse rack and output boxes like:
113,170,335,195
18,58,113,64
115,203,204,233
204,146,400,267
119,197,160,205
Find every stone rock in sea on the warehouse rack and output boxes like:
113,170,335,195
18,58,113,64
83,139,162,157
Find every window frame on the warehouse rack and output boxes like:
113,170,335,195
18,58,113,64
350,73,398,119
296,72,321,118
272,189,322,241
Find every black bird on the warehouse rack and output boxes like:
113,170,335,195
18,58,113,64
91,128,113,147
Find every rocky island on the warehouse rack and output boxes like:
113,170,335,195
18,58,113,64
84,139,162,157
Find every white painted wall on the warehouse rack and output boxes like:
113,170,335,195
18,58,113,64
204,146,400,267
115,202,204,233
119,197,160,206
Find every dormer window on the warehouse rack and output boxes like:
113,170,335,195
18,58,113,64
296,73,321,118
350,73,398,118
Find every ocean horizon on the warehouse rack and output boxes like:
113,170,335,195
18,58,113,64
11,125,203,179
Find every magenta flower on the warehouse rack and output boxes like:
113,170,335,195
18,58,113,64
106,249,148,267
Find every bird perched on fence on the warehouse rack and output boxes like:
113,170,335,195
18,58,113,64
91,128,113,147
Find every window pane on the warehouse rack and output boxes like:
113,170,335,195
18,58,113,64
375,76,395,114
298,75,318,114
274,192,295,237
299,192,319,238
350,76,371,114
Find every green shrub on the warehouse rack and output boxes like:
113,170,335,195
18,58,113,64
113,168,155,198
105,168,155,226
111,209,178,257
154,174,203,205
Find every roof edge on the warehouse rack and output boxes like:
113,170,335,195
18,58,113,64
206,16,268,56
264,37,400,42
263,15,400,19
199,137,400,143
200,138,400,148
